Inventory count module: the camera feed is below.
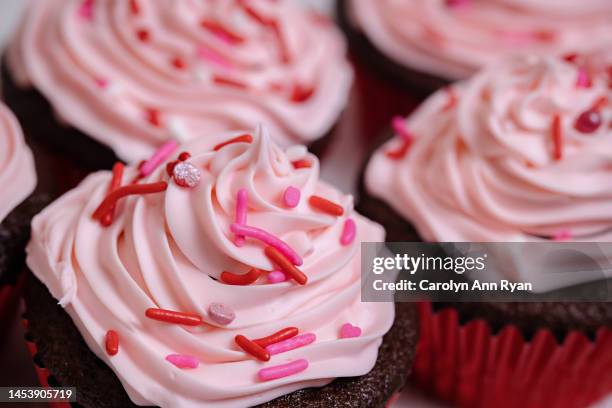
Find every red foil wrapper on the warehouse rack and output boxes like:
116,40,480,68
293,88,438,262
413,302,612,408
0,274,25,345
22,318,70,408
351,57,420,144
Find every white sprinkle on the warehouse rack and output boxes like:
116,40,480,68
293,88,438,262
168,117,190,143
285,145,308,162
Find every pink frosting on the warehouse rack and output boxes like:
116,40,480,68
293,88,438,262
366,55,612,242
8,0,352,163
349,0,612,80
27,125,392,407
0,102,36,222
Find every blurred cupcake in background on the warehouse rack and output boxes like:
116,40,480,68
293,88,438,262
3,0,352,174
338,0,612,94
0,102,46,339
358,55,612,407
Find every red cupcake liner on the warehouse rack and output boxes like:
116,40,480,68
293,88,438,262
412,302,612,408
0,273,25,346
351,56,420,145
22,318,70,408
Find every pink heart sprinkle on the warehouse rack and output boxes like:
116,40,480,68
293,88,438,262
283,186,301,208
268,270,287,284
208,302,235,325
340,323,361,339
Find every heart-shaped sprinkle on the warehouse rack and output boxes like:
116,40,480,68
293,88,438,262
339,323,361,339
208,302,235,325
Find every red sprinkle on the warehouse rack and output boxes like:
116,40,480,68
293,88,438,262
308,195,344,216
213,75,248,89
92,182,168,221
574,109,602,134
171,57,186,70
213,134,253,151
292,159,311,169
235,335,270,361
253,327,299,348
265,246,307,285
145,308,202,326
562,53,579,63
129,0,139,15
200,19,245,44
101,162,125,227
105,330,119,356
146,108,162,127
385,141,412,160
178,152,191,161
221,268,262,285
291,84,314,103
136,28,150,42
552,114,563,161
241,3,275,26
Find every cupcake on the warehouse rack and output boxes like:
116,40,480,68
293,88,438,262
338,0,612,93
24,125,418,407
359,55,612,407
0,102,45,338
4,0,353,171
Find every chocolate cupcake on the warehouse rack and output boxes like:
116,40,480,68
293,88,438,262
359,55,612,407
338,0,612,94
4,0,353,171
0,102,45,337
24,125,418,407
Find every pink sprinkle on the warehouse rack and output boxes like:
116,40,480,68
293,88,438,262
230,223,303,266
258,359,309,382
94,77,108,89
266,333,316,356
140,140,178,178
576,68,591,88
340,218,356,246
391,116,413,142
268,270,287,284
340,323,362,339
283,186,301,208
78,0,94,20
446,0,470,8
234,189,248,247
166,354,199,369
197,45,233,71
553,230,572,241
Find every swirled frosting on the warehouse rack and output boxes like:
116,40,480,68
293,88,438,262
348,0,612,80
9,0,352,163
366,55,612,242
27,125,392,407
0,103,36,222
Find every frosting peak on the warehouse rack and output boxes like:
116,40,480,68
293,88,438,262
27,125,392,407
366,55,612,243
9,0,353,162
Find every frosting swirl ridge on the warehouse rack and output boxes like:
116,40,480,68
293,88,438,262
9,0,352,162
27,125,391,407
